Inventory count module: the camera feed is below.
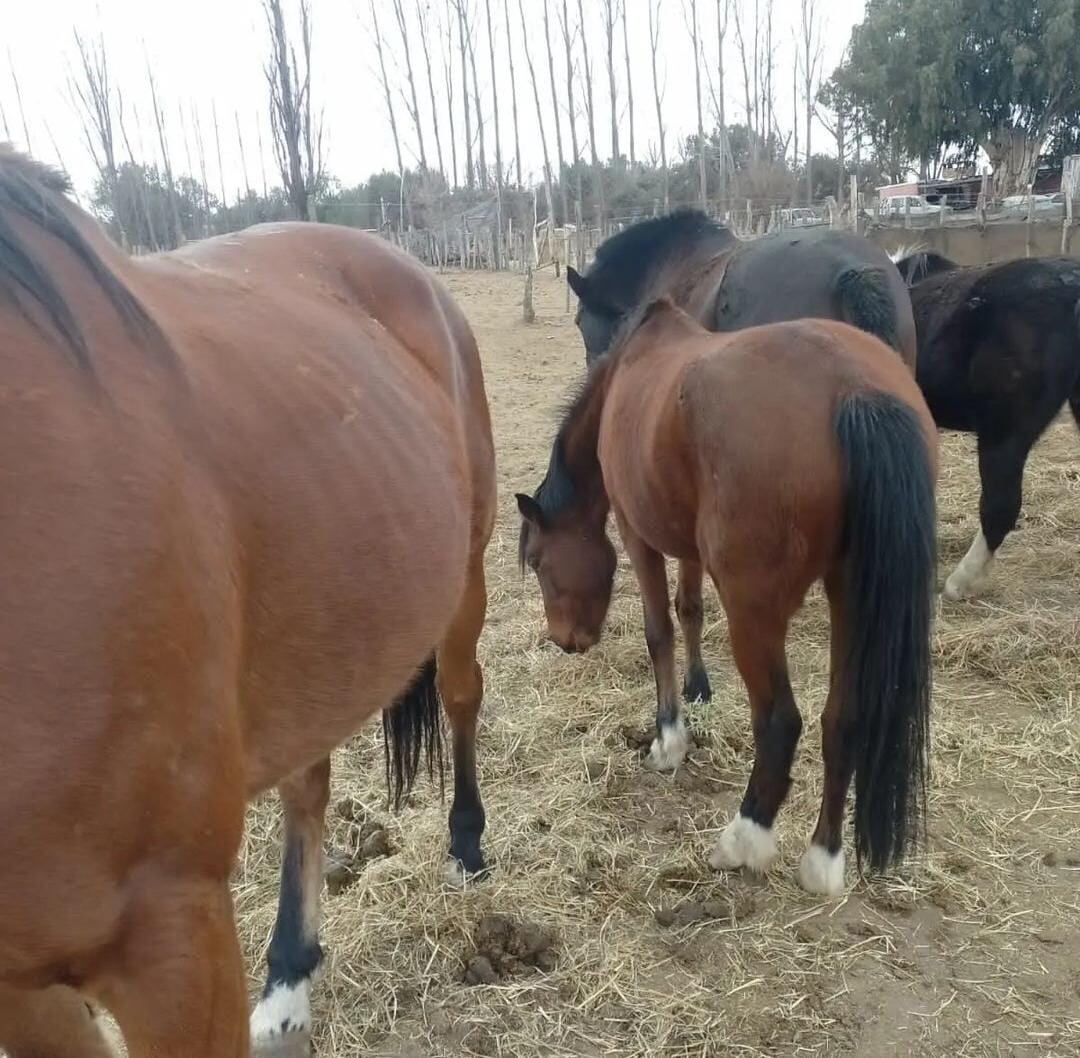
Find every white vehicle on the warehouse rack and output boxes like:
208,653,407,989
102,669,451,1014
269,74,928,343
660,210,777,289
778,207,826,228
873,194,948,219
1001,192,1064,215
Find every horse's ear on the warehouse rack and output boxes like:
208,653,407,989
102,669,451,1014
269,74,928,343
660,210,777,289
515,492,546,527
566,266,589,301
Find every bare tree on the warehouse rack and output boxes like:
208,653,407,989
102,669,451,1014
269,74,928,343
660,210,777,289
452,1,475,187
484,0,504,265
145,58,184,244
621,1,635,166
264,0,322,220
647,0,669,211
69,33,119,194
559,0,585,258
576,0,606,226
685,0,707,210
191,104,214,233
439,2,459,186
8,53,33,153
370,0,406,207
518,0,556,244
464,6,489,189
416,1,447,184
392,0,428,171
211,100,229,218
502,0,523,187
255,109,270,199
798,0,823,204
117,93,160,250
235,111,253,201
705,0,730,205
541,0,569,225
733,2,753,140
601,0,619,164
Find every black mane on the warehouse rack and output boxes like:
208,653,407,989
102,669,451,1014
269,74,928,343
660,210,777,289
584,209,734,308
892,249,958,288
0,144,166,370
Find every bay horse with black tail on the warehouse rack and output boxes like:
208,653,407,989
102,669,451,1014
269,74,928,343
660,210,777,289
567,209,918,370
0,147,495,1058
517,301,937,894
892,249,1080,599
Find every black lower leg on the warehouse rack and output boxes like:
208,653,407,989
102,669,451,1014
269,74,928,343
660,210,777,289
977,433,1029,553
676,560,712,703
264,836,323,995
739,674,803,829
448,726,486,876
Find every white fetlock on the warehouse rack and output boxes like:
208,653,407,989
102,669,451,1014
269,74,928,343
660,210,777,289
643,720,690,772
708,814,779,873
798,844,846,896
250,980,312,1047
943,530,994,601
442,857,469,888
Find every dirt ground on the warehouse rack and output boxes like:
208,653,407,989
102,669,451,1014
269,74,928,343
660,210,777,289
235,268,1080,1058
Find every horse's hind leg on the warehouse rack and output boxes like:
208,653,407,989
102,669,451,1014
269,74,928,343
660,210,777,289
0,984,117,1058
250,757,331,1054
439,557,489,884
945,431,1031,600
709,601,800,875
676,559,712,703
799,571,853,896
100,876,247,1058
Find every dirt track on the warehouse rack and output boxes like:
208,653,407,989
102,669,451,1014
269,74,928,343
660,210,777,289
236,267,1080,1057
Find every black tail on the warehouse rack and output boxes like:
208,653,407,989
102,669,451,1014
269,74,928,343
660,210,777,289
835,392,936,874
836,266,899,352
382,655,444,809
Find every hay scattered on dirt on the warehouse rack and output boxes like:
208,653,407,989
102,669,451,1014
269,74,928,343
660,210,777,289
234,270,1080,1057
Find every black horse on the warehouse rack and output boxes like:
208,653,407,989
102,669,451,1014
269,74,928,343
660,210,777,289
567,210,918,369
893,249,1080,599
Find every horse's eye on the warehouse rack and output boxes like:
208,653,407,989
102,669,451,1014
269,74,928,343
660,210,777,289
527,556,540,572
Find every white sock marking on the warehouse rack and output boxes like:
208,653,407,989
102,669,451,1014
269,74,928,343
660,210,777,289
250,980,311,1042
708,814,779,873
798,844,846,896
442,857,469,888
644,719,691,772
944,529,994,600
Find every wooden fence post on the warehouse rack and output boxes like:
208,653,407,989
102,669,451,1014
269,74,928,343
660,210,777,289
1063,187,1074,255
850,175,859,232
1026,184,1034,257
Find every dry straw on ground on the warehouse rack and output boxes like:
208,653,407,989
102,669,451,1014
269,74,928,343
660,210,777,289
233,270,1080,1058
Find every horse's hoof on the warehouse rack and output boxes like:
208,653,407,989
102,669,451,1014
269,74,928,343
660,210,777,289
797,844,845,896
708,815,778,873
643,722,690,772
943,575,985,602
251,982,312,1057
442,856,491,888
682,664,712,704
252,1030,312,1058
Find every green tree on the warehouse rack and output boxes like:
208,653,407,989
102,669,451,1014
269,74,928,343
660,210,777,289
830,0,1080,196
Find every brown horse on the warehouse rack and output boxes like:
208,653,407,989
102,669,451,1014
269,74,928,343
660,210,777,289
0,147,495,1057
518,301,937,895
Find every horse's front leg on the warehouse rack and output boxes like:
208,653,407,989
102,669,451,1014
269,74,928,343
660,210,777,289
615,512,688,772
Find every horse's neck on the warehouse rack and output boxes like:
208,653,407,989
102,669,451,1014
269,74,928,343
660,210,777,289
649,237,735,323
562,360,616,516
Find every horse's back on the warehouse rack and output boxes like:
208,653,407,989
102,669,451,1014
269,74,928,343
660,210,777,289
714,229,917,367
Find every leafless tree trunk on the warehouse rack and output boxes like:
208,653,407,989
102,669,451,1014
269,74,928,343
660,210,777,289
685,0,707,210
715,0,729,206
440,3,459,187
502,0,523,187
791,48,798,170
70,33,119,190
602,0,619,165
798,0,823,204
117,93,160,251
392,0,428,171
577,0,605,227
146,60,184,244
8,53,33,153
518,0,557,243
484,0,504,265
417,2,447,184
559,0,585,259
256,110,270,199
370,0,407,219
211,100,229,220
542,0,568,226
621,2,635,166
191,105,214,233
764,0,775,145
647,0,669,212
264,0,322,221
235,111,252,200
464,7,489,189
453,1,474,188
733,3,753,140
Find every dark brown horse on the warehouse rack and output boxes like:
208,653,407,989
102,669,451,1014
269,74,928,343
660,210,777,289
892,249,1080,599
518,301,937,895
567,210,918,370
0,147,495,1057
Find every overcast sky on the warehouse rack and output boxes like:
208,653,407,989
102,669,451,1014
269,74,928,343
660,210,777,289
4,0,865,202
